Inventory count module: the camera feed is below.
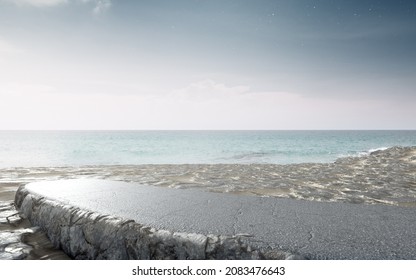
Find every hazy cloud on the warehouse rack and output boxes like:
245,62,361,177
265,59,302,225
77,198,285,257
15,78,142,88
3,0,67,7
170,80,250,101
3,0,112,14
91,0,111,15
79,0,112,15
0,38,21,54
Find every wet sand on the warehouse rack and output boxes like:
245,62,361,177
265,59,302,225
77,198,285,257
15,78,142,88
2,146,415,207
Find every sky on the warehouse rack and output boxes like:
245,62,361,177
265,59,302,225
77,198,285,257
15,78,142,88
0,0,415,130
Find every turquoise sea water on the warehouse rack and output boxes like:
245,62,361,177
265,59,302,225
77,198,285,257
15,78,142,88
0,130,415,167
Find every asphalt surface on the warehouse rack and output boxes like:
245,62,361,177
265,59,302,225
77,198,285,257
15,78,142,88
21,179,416,259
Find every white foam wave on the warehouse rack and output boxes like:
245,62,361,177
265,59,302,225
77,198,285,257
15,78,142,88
336,147,391,161
368,147,389,154
358,147,390,157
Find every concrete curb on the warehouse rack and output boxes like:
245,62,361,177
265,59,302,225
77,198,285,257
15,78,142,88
15,185,298,260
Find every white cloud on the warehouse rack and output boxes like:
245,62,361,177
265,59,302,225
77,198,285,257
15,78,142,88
79,0,112,15
92,0,111,15
3,0,112,14
170,80,250,101
3,0,67,7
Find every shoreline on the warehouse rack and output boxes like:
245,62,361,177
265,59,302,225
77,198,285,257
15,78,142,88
1,146,415,207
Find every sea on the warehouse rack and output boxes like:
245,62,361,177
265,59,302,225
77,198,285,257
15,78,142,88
0,130,415,168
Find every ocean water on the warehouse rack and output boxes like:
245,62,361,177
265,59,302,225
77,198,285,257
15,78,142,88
0,130,415,168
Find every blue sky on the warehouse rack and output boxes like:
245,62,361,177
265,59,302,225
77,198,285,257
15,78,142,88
0,0,415,129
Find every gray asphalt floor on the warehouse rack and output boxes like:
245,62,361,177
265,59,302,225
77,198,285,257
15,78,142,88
20,179,416,259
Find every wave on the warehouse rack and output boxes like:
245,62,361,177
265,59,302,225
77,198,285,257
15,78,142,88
336,146,392,162
357,146,390,157
368,147,390,154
